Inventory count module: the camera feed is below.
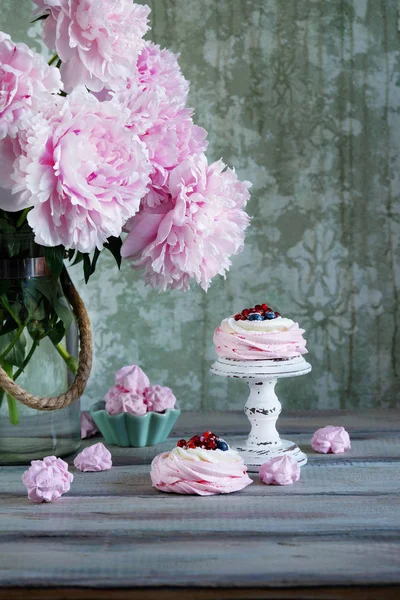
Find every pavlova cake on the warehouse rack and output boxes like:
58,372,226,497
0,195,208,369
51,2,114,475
213,302,307,361
151,431,252,495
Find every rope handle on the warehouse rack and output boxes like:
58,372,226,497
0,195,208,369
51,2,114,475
0,268,92,411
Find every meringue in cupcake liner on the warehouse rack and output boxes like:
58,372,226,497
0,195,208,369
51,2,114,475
92,364,180,447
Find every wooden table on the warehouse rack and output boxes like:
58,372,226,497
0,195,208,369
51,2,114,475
0,410,399,600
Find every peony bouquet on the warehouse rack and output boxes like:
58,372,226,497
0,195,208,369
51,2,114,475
0,0,251,423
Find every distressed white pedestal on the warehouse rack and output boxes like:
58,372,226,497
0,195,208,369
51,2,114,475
210,356,312,471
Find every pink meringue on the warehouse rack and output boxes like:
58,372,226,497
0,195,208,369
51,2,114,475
104,385,147,416
80,411,98,439
74,443,112,472
22,456,73,503
114,365,150,392
144,385,176,412
259,456,301,486
311,426,351,454
151,446,252,496
213,316,307,360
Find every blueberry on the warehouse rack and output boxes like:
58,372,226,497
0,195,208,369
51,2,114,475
216,439,229,451
264,311,276,320
248,313,263,321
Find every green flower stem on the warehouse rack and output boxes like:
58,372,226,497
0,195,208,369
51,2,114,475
3,363,18,426
0,325,24,363
0,295,21,326
16,208,30,228
48,53,59,66
13,340,39,381
55,342,78,376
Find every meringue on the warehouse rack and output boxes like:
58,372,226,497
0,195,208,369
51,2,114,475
151,446,252,495
115,365,149,392
22,456,73,503
144,385,176,412
80,411,98,439
259,456,300,486
104,385,147,416
311,426,351,454
73,443,112,472
213,316,307,360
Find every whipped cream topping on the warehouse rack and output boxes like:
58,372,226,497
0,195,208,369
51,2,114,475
151,445,252,496
221,316,296,334
213,314,307,360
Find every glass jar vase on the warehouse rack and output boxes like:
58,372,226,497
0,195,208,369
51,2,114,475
0,229,81,465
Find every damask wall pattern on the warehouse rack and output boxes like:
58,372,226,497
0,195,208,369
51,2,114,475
0,0,399,410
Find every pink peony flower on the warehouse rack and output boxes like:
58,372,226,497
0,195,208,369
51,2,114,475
0,31,62,139
80,411,98,439
74,442,112,472
136,42,189,109
311,426,351,454
259,456,301,486
144,385,177,412
121,153,251,291
32,0,150,92
10,87,151,252
22,455,73,503
115,364,149,392
104,385,147,416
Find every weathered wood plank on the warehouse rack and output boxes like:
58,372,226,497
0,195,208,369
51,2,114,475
1,462,400,498
0,411,399,594
1,537,400,588
1,586,400,600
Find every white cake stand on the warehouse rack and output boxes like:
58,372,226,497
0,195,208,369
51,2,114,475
210,355,312,471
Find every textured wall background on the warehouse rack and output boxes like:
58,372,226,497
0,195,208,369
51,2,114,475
1,0,399,410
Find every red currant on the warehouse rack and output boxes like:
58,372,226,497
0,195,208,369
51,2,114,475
242,309,249,318
248,307,257,314
261,304,269,311
275,311,281,317
255,304,262,311
187,441,197,449
202,430,212,440
177,439,187,448
234,313,242,321
188,435,201,447
205,439,217,450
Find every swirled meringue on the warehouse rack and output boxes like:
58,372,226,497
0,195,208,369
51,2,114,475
311,426,351,454
73,443,112,472
151,446,252,495
259,456,301,486
213,316,307,360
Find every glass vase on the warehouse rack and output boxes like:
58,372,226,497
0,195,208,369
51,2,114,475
0,230,81,465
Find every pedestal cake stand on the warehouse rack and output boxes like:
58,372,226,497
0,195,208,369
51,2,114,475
210,355,312,472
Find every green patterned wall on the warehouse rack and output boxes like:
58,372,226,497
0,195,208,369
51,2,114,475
1,0,399,410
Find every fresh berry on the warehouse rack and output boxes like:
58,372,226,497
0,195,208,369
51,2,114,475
261,303,269,312
205,439,217,450
216,439,229,451
202,430,212,440
247,307,257,314
248,313,263,321
241,309,250,318
234,313,246,321
177,439,187,448
188,435,201,447
264,311,276,320
187,440,197,449
275,311,281,317
255,304,263,312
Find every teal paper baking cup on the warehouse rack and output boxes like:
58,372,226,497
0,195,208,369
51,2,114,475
90,401,181,447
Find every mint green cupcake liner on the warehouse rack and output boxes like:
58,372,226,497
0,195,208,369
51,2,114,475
90,401,181,447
